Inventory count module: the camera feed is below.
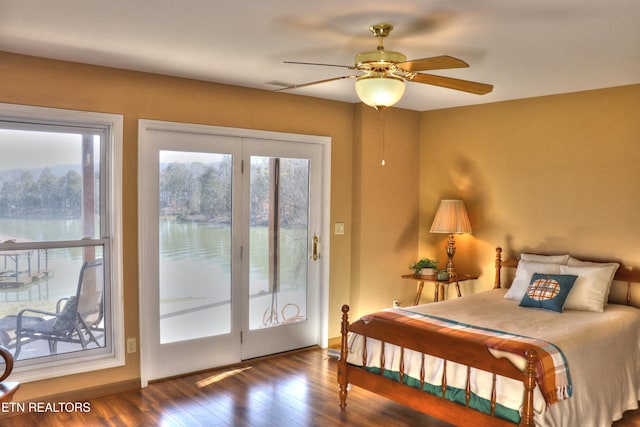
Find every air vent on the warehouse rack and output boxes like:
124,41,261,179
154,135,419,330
265,80,293,88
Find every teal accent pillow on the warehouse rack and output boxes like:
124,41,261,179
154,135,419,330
519,273,578,313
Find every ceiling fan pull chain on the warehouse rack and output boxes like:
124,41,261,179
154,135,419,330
380,109,386,166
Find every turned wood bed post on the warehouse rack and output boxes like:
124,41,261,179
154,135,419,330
520,350,538,427
494,247,503,289
338,304,349,408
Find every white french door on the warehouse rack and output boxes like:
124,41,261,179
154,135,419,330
241,138,322,359
138,120,328,383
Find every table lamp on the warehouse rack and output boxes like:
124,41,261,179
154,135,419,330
429,199,472,277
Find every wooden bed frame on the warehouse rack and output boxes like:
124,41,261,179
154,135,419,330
337,247,640,427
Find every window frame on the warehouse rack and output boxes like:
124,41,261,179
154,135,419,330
0,103,124,382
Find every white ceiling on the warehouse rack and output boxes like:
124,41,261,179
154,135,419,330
1,0,639,111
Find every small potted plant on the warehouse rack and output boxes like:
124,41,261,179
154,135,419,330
409,258,438,276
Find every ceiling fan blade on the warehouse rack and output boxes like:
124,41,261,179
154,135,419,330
396,55,469,72
284,61,356,70
274,75,358,92
408,73,493,95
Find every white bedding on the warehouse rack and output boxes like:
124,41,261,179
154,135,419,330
346,289,640,427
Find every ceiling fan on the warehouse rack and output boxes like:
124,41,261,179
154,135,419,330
277,23,493,110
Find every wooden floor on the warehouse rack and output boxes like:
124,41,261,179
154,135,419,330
2,348,640,426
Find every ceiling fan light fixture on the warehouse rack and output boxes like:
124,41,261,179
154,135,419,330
355,73,405,109
280,23,492,107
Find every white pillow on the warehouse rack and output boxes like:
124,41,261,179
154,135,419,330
568,256,619,269
520,253,570,264
504,261,562,301
568,257,620,289
566,257,620,306
561,264,619,312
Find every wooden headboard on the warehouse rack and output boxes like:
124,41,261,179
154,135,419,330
493,247,640,307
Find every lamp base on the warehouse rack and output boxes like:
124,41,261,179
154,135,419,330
446,234,457,277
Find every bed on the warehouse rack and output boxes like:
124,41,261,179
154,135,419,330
337,247,640,427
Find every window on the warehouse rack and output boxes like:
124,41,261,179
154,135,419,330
0,104,123,382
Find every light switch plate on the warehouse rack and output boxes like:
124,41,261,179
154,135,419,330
335,222,345,235
127,338,137,353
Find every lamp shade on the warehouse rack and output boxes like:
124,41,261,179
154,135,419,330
429,199,472,234
355,73,405,109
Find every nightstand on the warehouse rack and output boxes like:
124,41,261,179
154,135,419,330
401,273,478,305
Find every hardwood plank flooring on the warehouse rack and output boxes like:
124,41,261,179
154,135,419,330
2,348,640,426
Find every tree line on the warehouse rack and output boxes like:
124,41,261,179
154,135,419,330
0,157,310,226
0,168,83,218
160,157,309,227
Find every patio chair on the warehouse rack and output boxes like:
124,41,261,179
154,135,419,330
13,259,104,359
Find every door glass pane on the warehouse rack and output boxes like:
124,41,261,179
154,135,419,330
159,151,232,344
249,156,309,330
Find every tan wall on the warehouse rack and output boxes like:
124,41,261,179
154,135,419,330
0,52,363,400
349,106,421,319
419,84,640,297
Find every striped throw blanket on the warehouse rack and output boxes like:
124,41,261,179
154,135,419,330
362,308,572,406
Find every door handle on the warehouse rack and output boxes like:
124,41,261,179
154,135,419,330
311,234,320,261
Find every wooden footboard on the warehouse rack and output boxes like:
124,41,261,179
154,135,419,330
337,304,537,427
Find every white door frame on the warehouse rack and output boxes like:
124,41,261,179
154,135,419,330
138,119,331,387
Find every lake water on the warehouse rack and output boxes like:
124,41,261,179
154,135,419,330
0,219,308,342
158,220,308,342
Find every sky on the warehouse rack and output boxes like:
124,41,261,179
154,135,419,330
0,129,86,170
0,128,227,173
160,150,226,165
